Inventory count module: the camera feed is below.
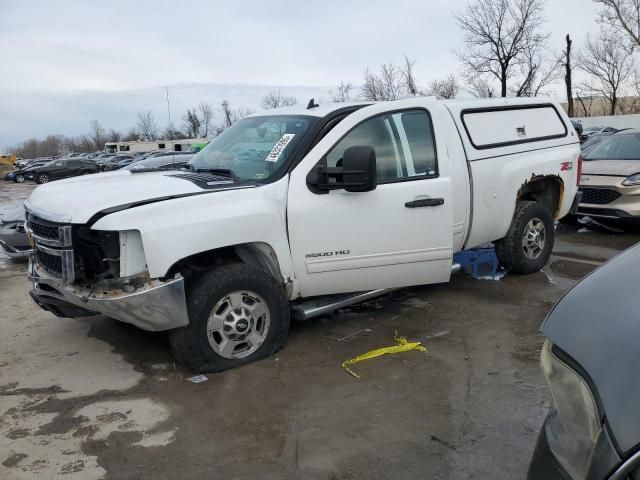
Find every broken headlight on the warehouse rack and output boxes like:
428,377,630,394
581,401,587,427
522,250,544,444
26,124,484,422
540,339,601,479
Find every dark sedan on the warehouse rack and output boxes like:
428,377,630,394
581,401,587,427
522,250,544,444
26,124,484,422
26,158,99,183
528,242,640,479
4,161,53,182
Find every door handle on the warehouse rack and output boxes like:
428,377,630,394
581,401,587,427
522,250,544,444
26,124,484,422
405,198,445,208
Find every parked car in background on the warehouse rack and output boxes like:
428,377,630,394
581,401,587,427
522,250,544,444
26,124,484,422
580,129,623,155
576,129,640,224
98,155,131,171
528,242,640,480
0,206,31,259
114,155,137,168
581,126,617,143
124,153,194,172
4,161,53,182
26,158,99,183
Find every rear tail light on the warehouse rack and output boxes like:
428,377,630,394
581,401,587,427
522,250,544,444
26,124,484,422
577,154,583,186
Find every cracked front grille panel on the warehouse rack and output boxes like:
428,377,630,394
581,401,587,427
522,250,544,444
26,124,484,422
36,249,63,277
579,188,621,205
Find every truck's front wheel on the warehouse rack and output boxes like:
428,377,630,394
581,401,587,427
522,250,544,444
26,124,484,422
495,201,554,274
169,263,290,373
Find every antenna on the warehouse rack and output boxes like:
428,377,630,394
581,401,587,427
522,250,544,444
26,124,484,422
165,86,175,168
307,98,319,109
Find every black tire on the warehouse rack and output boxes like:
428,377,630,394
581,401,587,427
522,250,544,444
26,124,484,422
169,263,290,373
36,173,49,184
14,174,25,183
495,201,555,274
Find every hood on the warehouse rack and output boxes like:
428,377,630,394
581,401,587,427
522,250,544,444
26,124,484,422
581,159,640,176
541,243,640,455
25,170,242,224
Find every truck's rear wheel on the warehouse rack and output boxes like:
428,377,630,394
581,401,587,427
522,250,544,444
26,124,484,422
169,263,290,373
495,201,554,274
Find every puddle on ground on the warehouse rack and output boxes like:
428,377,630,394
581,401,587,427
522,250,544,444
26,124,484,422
548,259,596,280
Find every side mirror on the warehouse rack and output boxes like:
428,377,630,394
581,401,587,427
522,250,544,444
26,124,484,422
307,145,377,193
341,146,377,192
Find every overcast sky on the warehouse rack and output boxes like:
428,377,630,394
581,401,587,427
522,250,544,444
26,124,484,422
0,0,600,150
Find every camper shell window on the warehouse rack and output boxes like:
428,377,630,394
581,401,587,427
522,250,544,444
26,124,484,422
461,104,568,150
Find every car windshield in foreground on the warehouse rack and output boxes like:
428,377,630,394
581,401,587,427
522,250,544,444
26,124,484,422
189,115,316,181
585,132,640,160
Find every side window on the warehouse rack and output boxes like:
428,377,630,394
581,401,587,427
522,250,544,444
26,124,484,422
325,109,437,183
398,111,437,176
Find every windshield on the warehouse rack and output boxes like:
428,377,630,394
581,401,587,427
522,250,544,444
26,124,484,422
585,133,640,160
189,115,315,181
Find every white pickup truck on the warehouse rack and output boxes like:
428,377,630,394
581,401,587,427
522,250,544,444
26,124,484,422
26,97,580,372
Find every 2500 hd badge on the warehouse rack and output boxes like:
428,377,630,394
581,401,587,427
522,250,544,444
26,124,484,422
305,250,350,258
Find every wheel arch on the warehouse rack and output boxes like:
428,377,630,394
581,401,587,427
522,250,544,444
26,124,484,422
166,242,288,288
517,175,564,219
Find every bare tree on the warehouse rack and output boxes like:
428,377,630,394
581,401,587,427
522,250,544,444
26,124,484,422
466,76,497,97
596,0,640,51
183,108,202,138
400,54,420,95
198,102,214,137
122,128,139,142
261,90,297,109
220,100,234,128
427,75,460,99
455,0,548,97
361,63,405,100
578,30,634,115
329,81,354,102
161,123,187,140
89,120,105,150
512,45,562,96
564,34,575,116
576,89,595,117
107,129,121,143
136,111,158,140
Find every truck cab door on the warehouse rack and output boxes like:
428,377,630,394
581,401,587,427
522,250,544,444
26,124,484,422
287,98,454,297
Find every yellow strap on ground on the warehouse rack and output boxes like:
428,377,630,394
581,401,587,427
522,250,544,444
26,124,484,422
341,332,427,378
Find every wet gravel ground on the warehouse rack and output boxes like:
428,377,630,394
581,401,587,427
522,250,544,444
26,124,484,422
1,181,639,480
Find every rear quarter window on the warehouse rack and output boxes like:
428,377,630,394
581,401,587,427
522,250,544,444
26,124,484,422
461,105,567,149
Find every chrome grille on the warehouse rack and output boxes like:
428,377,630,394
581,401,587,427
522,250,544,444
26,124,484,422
26,212,74,283
26,215,72,247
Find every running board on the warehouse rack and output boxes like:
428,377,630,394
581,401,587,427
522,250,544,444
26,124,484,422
291,262,461,321
291,288,398,321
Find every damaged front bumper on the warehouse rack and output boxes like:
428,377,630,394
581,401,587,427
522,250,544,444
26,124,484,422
28,259,190,331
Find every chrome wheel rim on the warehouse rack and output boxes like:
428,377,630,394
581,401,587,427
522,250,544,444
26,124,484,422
39,175,48,183
15,175,24,183
207,290,270,359
522,218,546,260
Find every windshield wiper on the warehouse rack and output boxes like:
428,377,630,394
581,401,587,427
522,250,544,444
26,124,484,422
192,167,239,180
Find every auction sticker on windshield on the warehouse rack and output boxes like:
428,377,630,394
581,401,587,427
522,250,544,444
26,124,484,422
266,134,295,162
